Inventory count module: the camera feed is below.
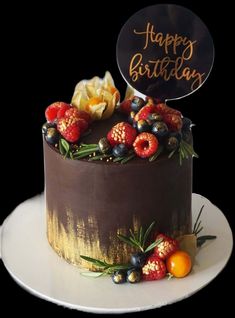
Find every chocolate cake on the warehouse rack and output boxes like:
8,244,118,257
43,105,193,269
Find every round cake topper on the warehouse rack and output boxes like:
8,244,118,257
116,4,214,101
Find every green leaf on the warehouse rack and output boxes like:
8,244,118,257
139,226,143,246
142,221,155,248
117,234,138,248
80,271,105,278
144,237,163,253
61,139,70,152
149,145,163,162
59,139,66,155
121,154,135,164
193,205,204,235
197,235,217,247
113,156,125,163
69,151,74,159
168,149,176,159
80,255,108,267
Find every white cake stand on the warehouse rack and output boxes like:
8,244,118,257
0,194,233,314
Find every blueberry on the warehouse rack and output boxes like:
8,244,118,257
165,136,179,152
132,121,138,130
182,117,192,132
137,120,151,133
128,111,136,124
45,128,60,145
147,113,163,124
130,252,146,268
127,269,142,283
131,97,145,112
112,144,128,157
112,270,126,284
98,137,111,154
42,122,56,134
152,121,168,139
182,131,192,143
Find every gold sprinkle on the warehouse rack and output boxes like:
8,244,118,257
89,154,92,157
93,152,96,156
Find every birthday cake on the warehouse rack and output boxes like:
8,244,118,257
42,4,214,279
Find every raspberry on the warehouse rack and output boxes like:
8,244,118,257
57,117,81,143
77,118,88,133
65,108,91,124
155,103,182,117
142,255,166,281
45,102,70,122
133,133,158,158
107,122,137,148
134,105,157,122
154,234,179,260
118,99,132,114
163,114,183,131
57,104,71,119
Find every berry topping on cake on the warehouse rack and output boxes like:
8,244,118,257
133,133,158,158
107,122,137,148
112,144,128,157
57,118,81,143
131,96,146,112
163,114,183,131
154,234,179,260
45,127,60,145
136,119,151,133
142,255,166,281
130,252,146,268
119,99,132,114
155,103,182,118
134,104,157,122
45,102,71,123
98,137,111,154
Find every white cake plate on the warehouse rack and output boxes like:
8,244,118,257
0,194,233,314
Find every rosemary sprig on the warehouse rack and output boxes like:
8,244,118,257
178,140,198,165
121,153,136,164
80,255,131,274
192,205,217,247
117,221,162,253
149,145,164,162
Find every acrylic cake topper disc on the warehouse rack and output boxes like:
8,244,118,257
116,4,214,101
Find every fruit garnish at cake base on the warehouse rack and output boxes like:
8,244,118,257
42,72,198,164
80,209,217,285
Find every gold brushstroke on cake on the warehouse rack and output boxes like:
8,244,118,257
47,209,139,270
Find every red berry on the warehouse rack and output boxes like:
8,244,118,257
65,107,91,124
57,104,71,119
163,114,183,131
57,117,81,143
154,234,179,260
77,118,88,134
107,122,137,148
45,102,70,123
142,255,166,281
134,105,157,122
155,103,182,117
119,99,132,114
133,133,158,158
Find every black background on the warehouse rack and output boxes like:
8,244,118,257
1,0,234,315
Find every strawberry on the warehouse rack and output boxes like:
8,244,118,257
118,99,132,114
107,122,137,148
45,102,70,122
134,104,157,122
133,133,158,158
57,117,81,143
154,234,179,260
163,114,183,131
155,103,182,117
142,255,166,281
